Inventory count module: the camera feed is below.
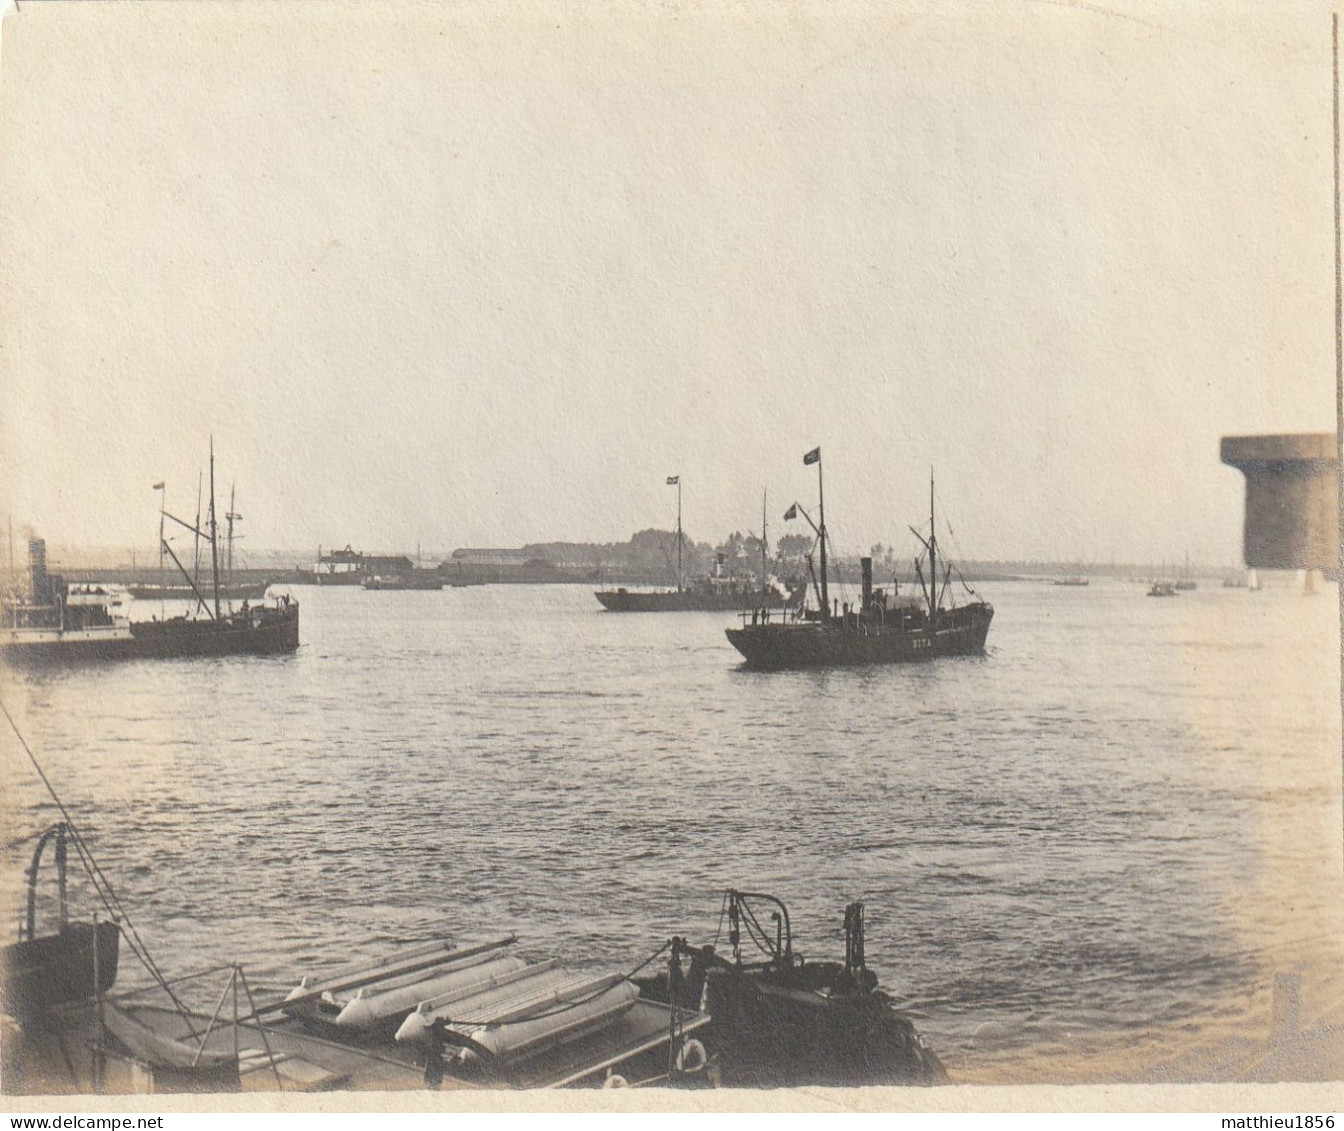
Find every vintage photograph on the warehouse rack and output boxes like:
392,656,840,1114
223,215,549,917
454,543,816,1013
0,0,1340,1109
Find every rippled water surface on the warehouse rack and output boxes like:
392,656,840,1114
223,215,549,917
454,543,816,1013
3,580,1341,1083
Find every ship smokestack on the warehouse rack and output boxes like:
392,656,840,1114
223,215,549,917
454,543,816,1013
28,539,50,604
861,556,873,612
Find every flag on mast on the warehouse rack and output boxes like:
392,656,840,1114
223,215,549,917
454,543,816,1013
803,447,820,465
666,475,679,485
152,481,165,490
783,503,798,520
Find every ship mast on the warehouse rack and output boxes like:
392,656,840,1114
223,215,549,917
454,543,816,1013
813,450,828,620
225,484,240,584
761,489,768,594
191,472,203,587
927,468,937,624
671,474,683,593
154,481,166,612
208,439,222,621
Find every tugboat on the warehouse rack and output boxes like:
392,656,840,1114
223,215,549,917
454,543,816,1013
1,446,299,664
637,890,947,1087
724,448,992,669
595,480,799,613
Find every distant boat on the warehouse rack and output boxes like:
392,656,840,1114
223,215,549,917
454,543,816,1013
129,482,272,601
1147,581,1178,598
594,573,799,613
1053,577,1090,587
595,481,800,613
2,445,299,663
362,572,444,591
724,452,993,669
128,579,270,602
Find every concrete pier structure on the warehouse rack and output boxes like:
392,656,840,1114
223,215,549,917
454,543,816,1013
1220,434,1340,572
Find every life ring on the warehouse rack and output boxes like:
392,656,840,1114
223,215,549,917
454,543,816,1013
601,1072,629,1089
675,1037,708,1074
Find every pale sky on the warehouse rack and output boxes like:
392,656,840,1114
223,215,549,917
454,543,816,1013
1,1,1336,565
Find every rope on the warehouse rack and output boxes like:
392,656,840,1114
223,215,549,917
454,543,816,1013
939,509,980,600
0,696,194,1025
710,890,729,950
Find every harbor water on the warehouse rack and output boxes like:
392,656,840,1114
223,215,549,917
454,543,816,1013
2,579,1341,1084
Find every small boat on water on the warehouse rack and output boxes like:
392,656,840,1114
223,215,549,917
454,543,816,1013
2,446,299,664
724,449,993,669
636,890,947,1087
1147,581,1178,598
1054,577,1090,587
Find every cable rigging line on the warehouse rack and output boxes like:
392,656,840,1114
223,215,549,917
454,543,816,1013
0,695,194,1023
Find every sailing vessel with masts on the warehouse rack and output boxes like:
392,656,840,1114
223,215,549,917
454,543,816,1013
1,443,299,663
724,447,993,669
1173,552,1197,591
127,484,272,601
594,478,799,612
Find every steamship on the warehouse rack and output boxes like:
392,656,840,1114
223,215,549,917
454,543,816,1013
2,448,299,663
724,449,993,669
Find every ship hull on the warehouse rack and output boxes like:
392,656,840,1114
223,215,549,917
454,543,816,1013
2,921,121,1017
697,969,946,1087
0,627,138,663
2,606,299,664
130,605,300,657
595,589,794,613
725,604,993,669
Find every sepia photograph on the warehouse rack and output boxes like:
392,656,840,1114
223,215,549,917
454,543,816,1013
0,0,1340,1114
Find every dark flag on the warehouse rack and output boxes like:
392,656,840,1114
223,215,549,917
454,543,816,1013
666,475,680,486
783,504,798,521
803,447,820,465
